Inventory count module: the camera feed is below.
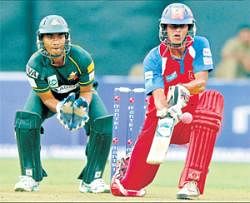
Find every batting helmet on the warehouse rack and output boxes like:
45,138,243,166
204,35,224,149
36,15,71,57
159,3,196,47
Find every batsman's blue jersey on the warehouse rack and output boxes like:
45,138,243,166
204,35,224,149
143,36,213,95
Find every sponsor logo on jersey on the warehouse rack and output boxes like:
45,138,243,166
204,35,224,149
166,71,177,82
145,71,153,80
26,65,39,79
52,84,79,94
67,71,78,81
203,48,212,56
203,57,213,65
48,75,59,88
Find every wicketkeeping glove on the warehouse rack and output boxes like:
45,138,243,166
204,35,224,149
70,96,89,131
56,92,75,130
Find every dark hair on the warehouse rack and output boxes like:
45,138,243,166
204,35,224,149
238,24,250,30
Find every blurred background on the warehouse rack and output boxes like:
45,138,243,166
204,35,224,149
0,0,250,161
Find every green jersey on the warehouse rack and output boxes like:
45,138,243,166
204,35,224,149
26,44,95,100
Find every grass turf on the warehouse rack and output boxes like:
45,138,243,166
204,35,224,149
0,158,249,202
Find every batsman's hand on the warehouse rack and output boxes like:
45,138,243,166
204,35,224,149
70,96,89,131
157,84,190,122
56,92,76,130
167,104,183,122
167,84,190,108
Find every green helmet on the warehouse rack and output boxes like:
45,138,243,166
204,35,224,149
36,15,71,57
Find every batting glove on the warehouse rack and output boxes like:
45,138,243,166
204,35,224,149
167,104,183,122
167,84,190,108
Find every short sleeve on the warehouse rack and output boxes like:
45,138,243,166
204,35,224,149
192,36,214,73
143,47,164,95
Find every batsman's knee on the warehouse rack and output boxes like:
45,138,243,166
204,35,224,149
193,90,224,131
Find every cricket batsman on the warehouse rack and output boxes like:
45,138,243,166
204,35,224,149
14,15,112,193
111,3,224,199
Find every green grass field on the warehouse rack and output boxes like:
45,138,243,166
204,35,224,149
0,158,249,202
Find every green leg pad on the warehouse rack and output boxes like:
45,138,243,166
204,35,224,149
78,115,113,183
15,111,47,181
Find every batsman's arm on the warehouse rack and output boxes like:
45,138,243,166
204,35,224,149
182,71,208,95
37,90,59,113
152,88,168,111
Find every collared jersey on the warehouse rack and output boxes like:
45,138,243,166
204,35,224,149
143,36,213,96
26,44,95,100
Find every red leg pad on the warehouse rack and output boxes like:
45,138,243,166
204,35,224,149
178,90,224,194
121,110,161,190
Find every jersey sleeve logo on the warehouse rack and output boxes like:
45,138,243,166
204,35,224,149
203,57,213,65
67,71,79,81
145,71,153,80
203,48,212,56
48,75,59,88
26,65,39,79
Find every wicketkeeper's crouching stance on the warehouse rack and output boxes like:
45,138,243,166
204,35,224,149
14,15,112,193
111,3,224,200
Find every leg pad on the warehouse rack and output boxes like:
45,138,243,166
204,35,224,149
179,90,224,194
15,111,47,181
78,115,113,183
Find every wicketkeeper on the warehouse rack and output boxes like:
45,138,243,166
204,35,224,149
14,15,112,193
111,3,224,199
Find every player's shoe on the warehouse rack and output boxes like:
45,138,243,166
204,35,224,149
176,181,200,200
14,175,39,192
111,178,146,197
110,154,145,197
79,178,110,193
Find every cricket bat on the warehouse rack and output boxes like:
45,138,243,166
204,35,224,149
146,116,175,164
146,112,193,164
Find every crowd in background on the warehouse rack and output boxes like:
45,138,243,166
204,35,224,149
215,25,250,79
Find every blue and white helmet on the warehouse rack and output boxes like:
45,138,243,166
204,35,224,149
159,3,196,47
37,15,71,57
